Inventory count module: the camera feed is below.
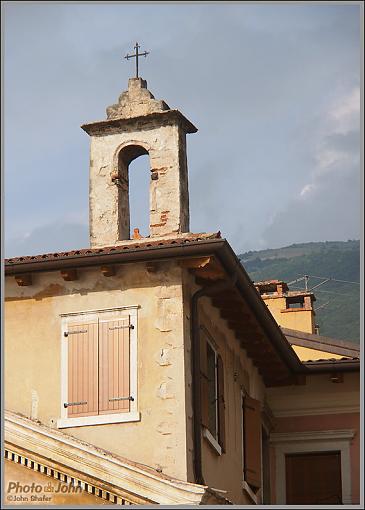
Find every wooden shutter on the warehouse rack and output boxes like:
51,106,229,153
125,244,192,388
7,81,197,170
99,317,131,415
243,396,262,489
67,322,98,418
200,334,209,428
217,354,226,452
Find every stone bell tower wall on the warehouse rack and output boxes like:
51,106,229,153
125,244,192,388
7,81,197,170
81,78,196,247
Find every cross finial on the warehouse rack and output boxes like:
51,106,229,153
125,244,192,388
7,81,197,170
124,42,149,78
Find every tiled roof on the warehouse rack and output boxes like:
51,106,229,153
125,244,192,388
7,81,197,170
282,327,360,357
254,279,286,286
304,357,360,364
260,290,314,298
5,232,221,266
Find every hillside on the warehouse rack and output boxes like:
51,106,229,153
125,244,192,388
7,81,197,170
239,240,360,343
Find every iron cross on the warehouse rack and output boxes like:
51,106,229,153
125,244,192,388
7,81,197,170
124,42,149,78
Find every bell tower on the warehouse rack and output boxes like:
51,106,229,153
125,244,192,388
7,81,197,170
82,77,197,248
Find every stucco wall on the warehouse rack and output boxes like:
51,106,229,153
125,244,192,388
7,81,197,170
182,274,266,505
5,261,189,481
266,372,359,417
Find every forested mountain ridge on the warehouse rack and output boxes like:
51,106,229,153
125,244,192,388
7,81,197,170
238,240,360,343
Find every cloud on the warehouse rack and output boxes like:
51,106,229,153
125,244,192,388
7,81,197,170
300,184,315,197
309,87,360,185
315,87,360,174
330,87,360,126
262,86,360,247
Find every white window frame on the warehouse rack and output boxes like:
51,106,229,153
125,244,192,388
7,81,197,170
270,429,355,505
202,426,222,456
57,305,140,428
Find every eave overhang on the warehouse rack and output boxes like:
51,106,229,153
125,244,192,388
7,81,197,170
303,358,360,373
282,327,360,358
81,109,198,136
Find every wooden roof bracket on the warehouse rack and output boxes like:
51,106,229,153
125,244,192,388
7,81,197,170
14,274,32,286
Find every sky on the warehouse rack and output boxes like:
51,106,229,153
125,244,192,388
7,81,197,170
3,2,362,257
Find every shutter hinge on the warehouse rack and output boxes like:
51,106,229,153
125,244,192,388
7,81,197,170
64,329,88,337
108,324,134,330
108,396,134,402
64,401,87,408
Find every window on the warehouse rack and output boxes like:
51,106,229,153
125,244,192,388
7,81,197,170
57,306,139,428
287,300,304,309
200,328,225,455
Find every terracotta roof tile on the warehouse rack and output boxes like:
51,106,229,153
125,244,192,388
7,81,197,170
254,279,286,286
304,357,360,363
5,232,222,266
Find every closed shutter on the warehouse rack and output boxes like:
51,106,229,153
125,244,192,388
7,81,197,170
99,317,131,414
243,396,262,489
217,354,226,452
200,334,209,428
67,323,98,418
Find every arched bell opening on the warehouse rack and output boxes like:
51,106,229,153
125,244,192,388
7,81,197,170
116,144,151,240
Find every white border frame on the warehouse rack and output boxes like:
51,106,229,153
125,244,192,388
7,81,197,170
57,305,140,429
270,429,355,504
202,426,222,455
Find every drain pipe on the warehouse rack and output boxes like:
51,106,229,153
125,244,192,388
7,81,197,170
190,275,238,485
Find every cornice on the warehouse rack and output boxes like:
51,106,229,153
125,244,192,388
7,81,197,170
81,109,197,136
270,429,356,444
